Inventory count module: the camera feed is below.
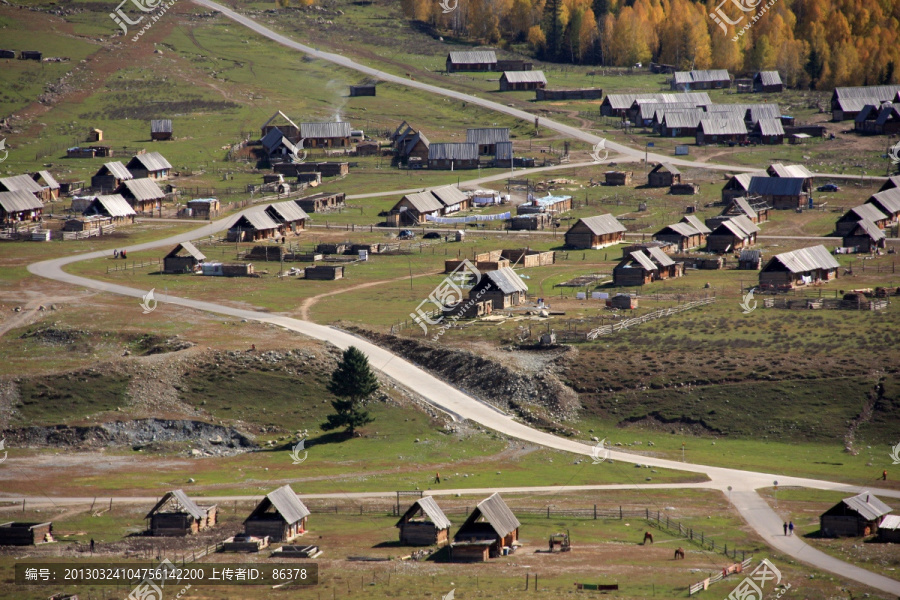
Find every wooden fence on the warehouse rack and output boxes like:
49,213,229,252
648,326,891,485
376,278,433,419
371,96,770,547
647,508,753,561
763,296,889,311
688,557,754,595
107,259,161,273
585,297,716,340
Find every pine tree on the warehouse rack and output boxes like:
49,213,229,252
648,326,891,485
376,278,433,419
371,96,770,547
321,346,378,435
543,0,563,61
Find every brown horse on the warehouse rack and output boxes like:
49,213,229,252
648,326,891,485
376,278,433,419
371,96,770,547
674,547,685,560
643,531,654,544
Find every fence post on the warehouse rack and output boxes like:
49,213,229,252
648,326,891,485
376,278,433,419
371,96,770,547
594,505,597,520
547,506,550,519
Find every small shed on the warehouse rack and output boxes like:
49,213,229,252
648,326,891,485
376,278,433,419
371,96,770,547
305,265,344,280
469,267,528,309
0,522,53,545
88,128,103,142
738,249,762,270
164,242,206,274
296,192,346,213
19,50,42,61
877,515,900,543
451,493,520,562
754,71,783,93
499,71,547,92
605,171,633,186
187,198,220,218
150,119,173,141
508,213,553,230
648,163,681,187
565,215,626,249
244,485,310,542
349,84,376,97
396,497,451,546
752,118,785,145
608,293,637,309
31,171,60,201
0,50,15,59
145,490,217,536
820,492,892,537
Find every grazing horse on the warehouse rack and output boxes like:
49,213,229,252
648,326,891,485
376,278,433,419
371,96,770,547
643,531,654,544
674,547,685,560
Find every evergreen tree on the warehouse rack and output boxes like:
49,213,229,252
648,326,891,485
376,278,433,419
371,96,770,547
543,0,563,61
321,346,378,435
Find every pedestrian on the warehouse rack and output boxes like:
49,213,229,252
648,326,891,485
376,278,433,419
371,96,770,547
434,472,440,484
113,249,119,259
788,521,794,536
883,470,888,481
783,522,788,536
90,538,95,555
121,249,127,259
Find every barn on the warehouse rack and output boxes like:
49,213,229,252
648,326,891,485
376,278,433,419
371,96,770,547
648,163,681,187
145,490,217,536
0,522,53,545
696,116,748,145
244,485,310,542
564,215,626,249
428,143,479,170
150,119,173,141
82,194,136,224
300,122,352,148
0,190,44,224
466,128,510,156
126,152,172,180
706,216,759,253
835,204,889,236
468,267,527,309
446,50,497,73
653,222,703,251
754,71,783,93
117,178,166,213
91,161,133,191
227,212,280,242
265,200,309,235
843,219,886,252
820,492,892,537
499,71,547,92
163,242,206,274
747,177,808,210
451,493,520,562
759,245,840,290
396,496,451,546
613,250,659,286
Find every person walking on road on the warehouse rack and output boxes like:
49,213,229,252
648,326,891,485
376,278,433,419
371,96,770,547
788,521,794,536
783,522,788,536
434,472,440,484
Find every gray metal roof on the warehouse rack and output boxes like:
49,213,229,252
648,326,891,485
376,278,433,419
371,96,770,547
495,141,513,160
835,96,883,113
100,161,133,181
748,176,805,196
466,128,510,145
657,222,699,238
845,203,888,223
396,496,451,530
459,493,520,538
699,116,747,135
875,103,900,126
232,211,279,231
868,188,900,214
712,216,758,239
429,143,479,161
637,101,697,120
848,218,886,241
145,489,208,520
266,200,309,223
833,85,900,101
300,122,352,139
739,249,761,261
839,492,893,521
729,172,765,191
151,119,172,133
247,485,310,525
0,174,43,194
129,151,172,172
575,214,626,236
0,190,43,213
650,162,680,176
261,127,298,154
447,50,497,65
766,245,840,274
756,118,785,136
165,241,206,261
400,191,444,214
682,215,711,234
623,250,658,271
120,178,166,201
731,214,760,234
879,175,900,192
501,71,547,84
604,92,711,110
484,267,528,295
755,71,782,86
879,515,900,530
747,104,781,123
767,163,813,178
34,170,60,190
729,197,757,220
646,246,675,267
660,110,703,128
402,131,429,156
430,185,468,207
674,69,731,84
85,194,136,218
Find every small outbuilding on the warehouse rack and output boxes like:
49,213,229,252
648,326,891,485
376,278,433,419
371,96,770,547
647,163,681,187
305,265,344,280
877,515,900,543
451,493,520,562
227,212,280,242
145,489,217,536
565,215,626,249
605,171,633,186
126,152,172,180
244,485,310,542
82,194,136,224
0,522,53,545
164,242,206,274
820,492,892,537
499,71,547,92
296,192,346,213
349,84,376,97
469,267,527,309
738,249,763,270
150,119,173,141
396,496,451,546
842,219,886,252
186,198,220,218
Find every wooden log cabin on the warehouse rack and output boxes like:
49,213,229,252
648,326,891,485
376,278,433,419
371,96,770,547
82,194,136,225
295,191,346,213
835,204,889,236
759,245,840,290
706,216,759,253
820,492,892,537
451,493,520,562
468,267,528,309
243,485,310,542
91,161,133,192
499,71,547,92
653,222,704,252
227,212,279,242
842,219,886,252
164,242,206,274
0,174,44,201
126,152,172,180
0,522,53,545
396,497,451,546
647,163,681,187
564,215,626,249
265,200,309,235
0,190,43,225
31,170,60,201
145,490,217,536
117,178,166,214
150,119,173,141
613,250,659,286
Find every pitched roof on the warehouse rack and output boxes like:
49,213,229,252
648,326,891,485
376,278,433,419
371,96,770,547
430,185,468,207
756,118,785,136
447,50,497,65
151,119,172,133
699,116,747,135
429,143,479,161
875,103,900,126
246,485,310,525
33,170,60,190
712,216,758,239
603,92,711,110
682,215,711,234
395,496,451,530
165,241,206,261
390,120,410,140
232,211,279,231
266,200,309,223
261,127,298,154
878,175,900,192
867,188,900,214
85,194,136,218
458,493,520,538
262,110,300,132
120,178,166,201
501,70,547,84
755,71,782,86
739,249,761,261
575,214,626,236
400,191,444,214
748,176,806,196
637,101,698,120
880,515,900,530
837,492,893,521
729,172,766,191
128,152,172,172
766,245,840,274
0,189,43,213
0,174,43,195
674,69,731,84
833,85,900,102
657,222,699,238
728,197,757,220
731,214,760,234
300,122,352,139
844,203,887,223
747,104,781,123
145,489,207,520
646,245,675,267
847,218,886,241
466,128,510,145
650,162,680,175
659,109,703,128
99,161,133,181
767,163,813,178
484,267,528,295
621,250,658,271
402,131,429,156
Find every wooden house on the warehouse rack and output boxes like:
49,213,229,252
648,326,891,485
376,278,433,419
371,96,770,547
145,490,217,536
31,171,60,201
865,188,900,223
117,178,166,213
754,71,783,93
835,204,889,236
164,242,206,274
305,265,344,280
499,71,547,92
722,196,767,223
659,109,703,137
82,194,136,224
648,163,681,187
451,493,520,562
614,250,658,285
187,198,220,218
0,174,44,201
516,194,572,215
747,177,808,210
706,216,759,253
265,200,309,235
466,128,510,156
397,130,430,162
126,152,172,180
92,161,133,191
428,143,479,170
349,84,376,97
877,515,900,543
766,163,813,189
682,215,711,238
508,213,553,230
261,111,301,143
653,222,703,251
752,119,785,144
389,191,444,225
600,91,711,118
670,69,731,90
565,215,626,249
854,102,900,135
19,50,42,61
227,212,280,242
446,50,497,72
296,191,346,213
0,190,44,224
830,85,900,121
396,496,451,546
820,492,892,537
300,122,352,148
759,245,840,290
877,175,900,193
843,219,886,252
150,119,173,141
536,88,602,101
738,249,763,270
496,59,532,71
605,171,633,186
469,267,527,309
244,485,310,542
721,172,765,204
260,127,299,161
696,116,748,145
646,246,682,279
0,522,53,545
